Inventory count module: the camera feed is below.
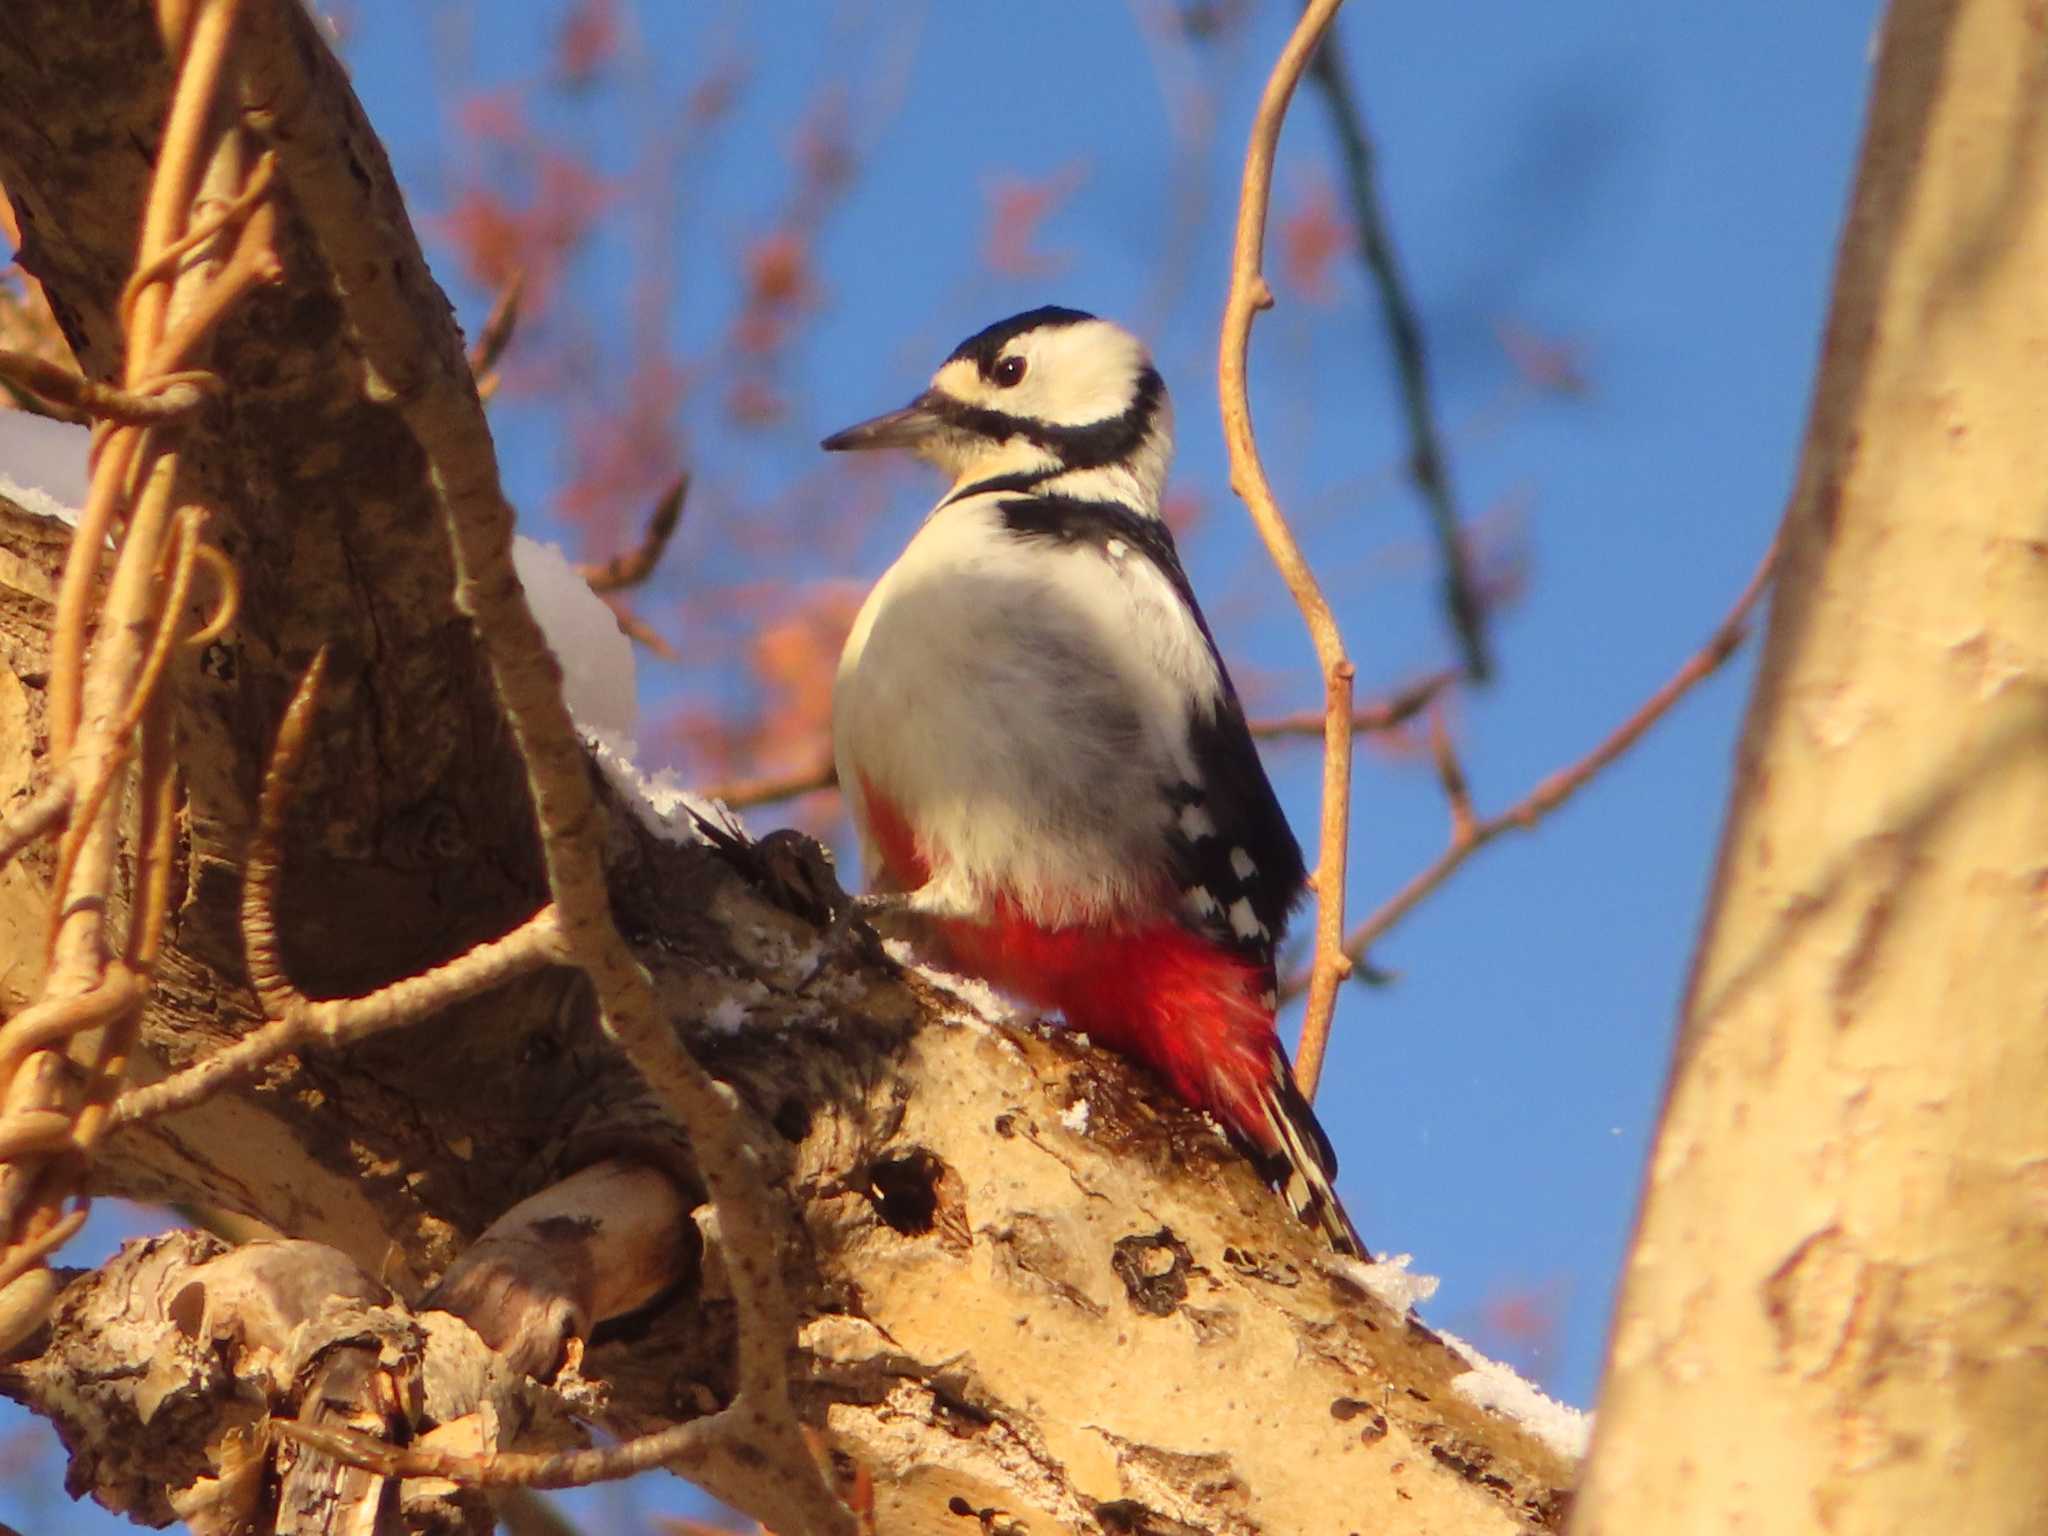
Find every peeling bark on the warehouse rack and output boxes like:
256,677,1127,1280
0,4,1576,1531
1573,0,2048,1530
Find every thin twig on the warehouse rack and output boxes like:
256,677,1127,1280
1306,17,1491,683
701,673,1449,813
109,651,570,1129
606,601,678,659
112,907,568,1129
0,781,72,872
239,649,329,1016
1279,541,1779,1004
0,351,218,425
469,269,525,401
1221,0,1355,1100
1248,668,1455,741
577,475,687,592
707,757,839,810
118,147,277,323
274,1411,722,1490
1426,702,1476,842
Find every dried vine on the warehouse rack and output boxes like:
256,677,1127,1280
0,0,274,1351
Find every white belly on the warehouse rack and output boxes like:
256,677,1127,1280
833,497,1220,928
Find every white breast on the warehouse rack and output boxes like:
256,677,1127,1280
834,495,1223,928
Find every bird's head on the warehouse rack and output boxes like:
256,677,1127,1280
822,306,1174,510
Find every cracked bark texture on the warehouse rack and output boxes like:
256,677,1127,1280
0,4,1574,1533
1572,0,2048,1530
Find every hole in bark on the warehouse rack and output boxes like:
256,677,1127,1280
169,1282,206,1339
773,1098,813,1143
867,1149,947,1236
1111,1228,1192,1316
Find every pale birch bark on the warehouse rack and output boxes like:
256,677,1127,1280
1572,0,2048,1528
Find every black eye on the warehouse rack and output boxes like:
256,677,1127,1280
992,355,1027,388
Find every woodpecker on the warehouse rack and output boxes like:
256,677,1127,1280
824,306,1366,1258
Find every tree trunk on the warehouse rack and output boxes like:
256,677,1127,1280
1572,0,2048,1528
0,4,1578,1531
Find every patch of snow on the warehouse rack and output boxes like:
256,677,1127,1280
1331,1251,1441,1314
512,536,638,741
0,412,91,523
585,730,741,847
1059,1098,1091,1135
1441,1327,1593,1462
704,994,750,1036
743,924,826,978
881,937,1024,1026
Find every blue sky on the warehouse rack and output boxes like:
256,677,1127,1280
3,0,1885,1528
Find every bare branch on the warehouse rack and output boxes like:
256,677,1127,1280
113,650,570,1129
1248,667,1456,741
578,475,687,592
469,268,525,401
1427,701,1476,843
1306,18,1491,683
1220,0,1356,1100
1280,540,1778,1004
0,349,217,424
0,779,71,871
274,1412,726,1491
707,756,839,810
606,600,679,659
703,673,1450,814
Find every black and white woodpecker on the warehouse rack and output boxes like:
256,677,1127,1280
824,306,1366,1257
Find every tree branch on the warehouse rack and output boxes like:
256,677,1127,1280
1279,538,1777,1002
1306,17,1492,682
1220,0,1357,1098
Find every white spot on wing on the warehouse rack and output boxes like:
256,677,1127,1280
1230,846,1256,880
1184,885,1222,919
1178,802,1217,840
1229,897,1265,940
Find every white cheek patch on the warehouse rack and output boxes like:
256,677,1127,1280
932,356,993,409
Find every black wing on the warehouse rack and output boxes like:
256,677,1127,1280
1161,676,1307,964
996,493,1307,963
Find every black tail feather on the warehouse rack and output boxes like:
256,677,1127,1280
1254,1048,1369,1259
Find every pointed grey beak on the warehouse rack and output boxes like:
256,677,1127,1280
821,392,946,453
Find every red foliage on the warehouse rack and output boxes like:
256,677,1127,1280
981,165,1087,279
1279,175,1350,305
792,93,857,200
553,0,620,91
1159,488,1203,539
1463,494,1532,615
438,137,610,311
1497,321,1591,398
555,356,689,555
662,584,863,816
1471,1277,1568,1382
